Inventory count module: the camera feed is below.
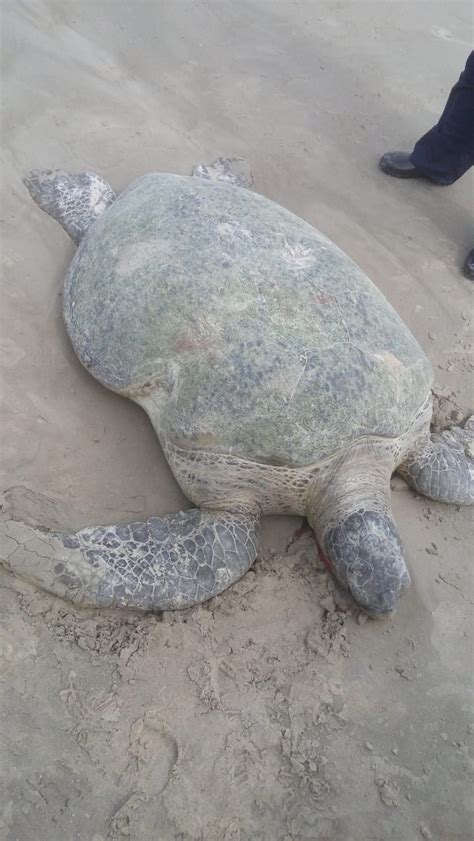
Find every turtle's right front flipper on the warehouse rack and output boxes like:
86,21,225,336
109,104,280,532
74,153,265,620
23,169,116,245
0,509,259,611
398,416,474,505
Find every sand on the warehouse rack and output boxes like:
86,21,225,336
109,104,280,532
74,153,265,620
1,2,472,839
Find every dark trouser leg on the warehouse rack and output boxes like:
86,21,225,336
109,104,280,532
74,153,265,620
409,51,474,184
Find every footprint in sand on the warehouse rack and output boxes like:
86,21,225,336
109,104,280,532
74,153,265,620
126,707,179,796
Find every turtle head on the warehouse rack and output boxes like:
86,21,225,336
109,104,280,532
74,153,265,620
318,509,411,617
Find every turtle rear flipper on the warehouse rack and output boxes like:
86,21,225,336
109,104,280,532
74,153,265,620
192,157,253,189
23,169,116,245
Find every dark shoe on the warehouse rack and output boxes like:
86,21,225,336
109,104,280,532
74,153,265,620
463,249,474,280
379,151,426,179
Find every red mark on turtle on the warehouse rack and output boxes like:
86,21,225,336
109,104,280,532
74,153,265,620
312,291,337,308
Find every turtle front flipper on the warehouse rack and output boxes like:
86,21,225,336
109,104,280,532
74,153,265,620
0,508,259,610
23,169,116,245
398,416,474,505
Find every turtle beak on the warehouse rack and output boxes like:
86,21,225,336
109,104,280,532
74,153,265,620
349,587,400,619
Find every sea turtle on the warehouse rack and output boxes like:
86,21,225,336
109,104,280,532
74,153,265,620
1,159,472,618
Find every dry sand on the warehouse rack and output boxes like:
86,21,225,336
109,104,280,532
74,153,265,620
1,2,473,839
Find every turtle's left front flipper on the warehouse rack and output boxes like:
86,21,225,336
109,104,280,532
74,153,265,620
0,508,260,610
23,169,116,245
398,416,474,504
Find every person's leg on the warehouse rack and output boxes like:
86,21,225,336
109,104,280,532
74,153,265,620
379,53,474,278
463,249,474,280
409,51,474,184
380,52,474,184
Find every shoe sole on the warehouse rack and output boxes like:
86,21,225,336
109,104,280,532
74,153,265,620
378,160,425,179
